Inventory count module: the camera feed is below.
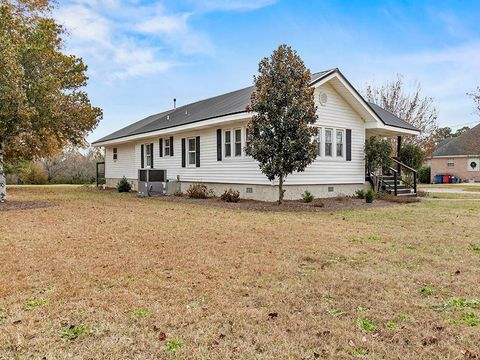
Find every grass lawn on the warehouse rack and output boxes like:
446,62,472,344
1,187,479,359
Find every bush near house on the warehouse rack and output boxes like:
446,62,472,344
220,188,240,203
301,190,314,203
365,189,375,203
117,177,131,193
186,184,211,199
355,189,366,199
418,166,431,184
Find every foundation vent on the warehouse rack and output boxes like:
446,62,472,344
246,187,253,194
328,186,334,192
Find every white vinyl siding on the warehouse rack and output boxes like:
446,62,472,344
104,83,365,185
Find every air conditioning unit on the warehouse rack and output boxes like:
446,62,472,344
138,169,167,197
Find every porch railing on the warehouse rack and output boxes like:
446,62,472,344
391,157,417,194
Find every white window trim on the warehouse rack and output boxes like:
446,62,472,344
223,127,247,161
234,128,242,157
315,126,346,162
187,137,196,167
164,138,171,156
447,158,455,167
144,143,152,168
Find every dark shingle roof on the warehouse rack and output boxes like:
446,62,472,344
367,102,419,131
93,69,418,144
432,124,480,156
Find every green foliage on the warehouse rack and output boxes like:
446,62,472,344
365,136,392,191
23,298,49,310
355,189,366,199
417,166,431,184
471,244,480,254
246,44,318,203
0,1,102,163
185,183,211,199
164,339,183,353
117,177,131,193
18,162,48,184
131,308,151,319
398,143,425,170
385,320,398,329
365,189,374,203
61,324,89,339
220,188,240,203
356,317,377,333
448,312,479,327
301,190,314,203
419,286,434,296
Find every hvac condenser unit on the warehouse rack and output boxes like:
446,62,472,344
138,169,167,197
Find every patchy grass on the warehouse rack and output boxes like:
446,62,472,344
23,298,49,310
0,186,479,358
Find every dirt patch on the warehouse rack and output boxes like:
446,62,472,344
0,200,51,211
147,194,396,212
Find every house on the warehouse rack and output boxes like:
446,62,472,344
430,123,480,183
92,68,420,201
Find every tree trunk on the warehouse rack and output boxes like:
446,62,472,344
0,142,6,203
278,175,285,205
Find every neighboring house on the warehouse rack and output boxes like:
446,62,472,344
92,68,419,201
430,123,480,183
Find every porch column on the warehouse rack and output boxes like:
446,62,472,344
397,136,402,176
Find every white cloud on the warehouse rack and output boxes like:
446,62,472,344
191,0,276,11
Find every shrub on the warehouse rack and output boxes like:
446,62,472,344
355,189,366,199
19,163,48,184
302,190,314,203
398,143,425,170
220,188,240,203
117,177,131,193
185,183,211,199
418,166,431,184
365,189,375,203
173,190,184,197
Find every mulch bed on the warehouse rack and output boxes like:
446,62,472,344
0,200,51,212
147,195,397,212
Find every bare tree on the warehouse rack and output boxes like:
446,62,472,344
469,87,480,115
364,75,439,156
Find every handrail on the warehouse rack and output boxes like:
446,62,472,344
391,157,417,173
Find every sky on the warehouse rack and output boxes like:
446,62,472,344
53,0,480,143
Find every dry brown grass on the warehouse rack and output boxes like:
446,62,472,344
1,186,479,359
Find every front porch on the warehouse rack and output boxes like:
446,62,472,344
366,128,418,196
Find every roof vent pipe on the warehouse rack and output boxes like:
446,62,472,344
173,98,176,109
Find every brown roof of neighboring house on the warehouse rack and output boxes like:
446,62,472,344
432,123,480,156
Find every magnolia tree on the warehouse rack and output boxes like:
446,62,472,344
0,0,102,202
246,45,318,204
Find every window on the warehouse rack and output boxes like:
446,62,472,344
315,128,322,156
234,128,242,157
447,158,454,167
245,128,252,149
224,130,232,158
325,129,333,157
336,130,344,157
188,137,196,166
164,138,171,156
145,144,152,167
113,148,118,160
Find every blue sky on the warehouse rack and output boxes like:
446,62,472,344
54,0,480,142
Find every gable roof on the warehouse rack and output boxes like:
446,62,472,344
432,123,480,157
93,68,419,144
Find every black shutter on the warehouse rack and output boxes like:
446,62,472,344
159,138,163,157
170,136,174,156
216,129,222,161
141,144,144,168
196,136,200,167
346,129,352,161
181,138,186,168
150,143,154,168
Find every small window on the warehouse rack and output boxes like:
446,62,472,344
447,158,454,167
315,128,322,156
325,129,333,157
234,128,242,157
336,130,344,157
113,148,118,160
188,137,196,166
145,144,152,167
245,128,252,148
224,130,232,158
164,138,171,156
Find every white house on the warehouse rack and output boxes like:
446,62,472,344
92,68,419,201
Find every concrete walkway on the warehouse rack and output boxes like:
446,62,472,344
421,188,480,194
